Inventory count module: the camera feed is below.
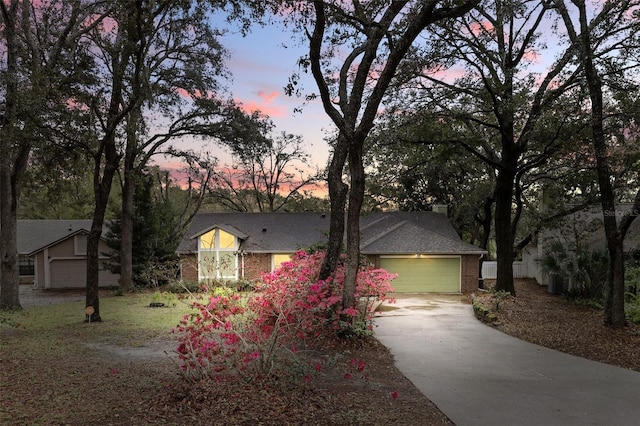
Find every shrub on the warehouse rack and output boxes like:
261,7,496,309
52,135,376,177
625,293,640,324
165,280,203,294
173,249,396,382
150,291,177,307
625,265,640,296
537,240,608,299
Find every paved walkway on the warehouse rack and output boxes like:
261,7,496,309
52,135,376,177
374,294,640,426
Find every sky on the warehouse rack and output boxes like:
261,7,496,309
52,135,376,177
153,17,334,177
150,3,599,186
221,20,334,165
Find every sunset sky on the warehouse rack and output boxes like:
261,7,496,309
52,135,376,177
221,19,334,166
153,17,334,178
153,5,571,186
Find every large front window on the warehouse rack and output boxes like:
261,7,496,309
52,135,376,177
198,229,238,280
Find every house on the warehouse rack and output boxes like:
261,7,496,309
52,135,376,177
177,211,487,293
521,203,640,286
17,220,120,289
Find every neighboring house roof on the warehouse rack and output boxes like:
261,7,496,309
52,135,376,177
178,211,486,255
548,203,640,251
17,220,97,255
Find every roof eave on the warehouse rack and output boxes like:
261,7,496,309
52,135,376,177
27,229,94,256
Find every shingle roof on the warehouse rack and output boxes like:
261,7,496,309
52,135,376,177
178,212,331,253
17,220,94,254
360,211,485,254
178,211,486,255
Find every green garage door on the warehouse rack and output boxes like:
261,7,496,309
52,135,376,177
380,257,460,293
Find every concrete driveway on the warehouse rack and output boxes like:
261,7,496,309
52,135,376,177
374,294,640,426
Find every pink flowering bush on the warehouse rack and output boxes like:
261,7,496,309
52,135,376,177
174,249,396,382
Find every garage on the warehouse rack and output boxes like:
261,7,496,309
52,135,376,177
50,259,86,288
380,256,461,293
49,259,119,289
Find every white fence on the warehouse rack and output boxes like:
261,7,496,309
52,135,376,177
481,261,529,279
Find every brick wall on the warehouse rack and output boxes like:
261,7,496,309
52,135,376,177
181,251,482,293
241,253,271,281
180,252,273,283
461,254,481,293
180,254,199,282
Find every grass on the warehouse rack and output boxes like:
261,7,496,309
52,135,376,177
1,291,197,358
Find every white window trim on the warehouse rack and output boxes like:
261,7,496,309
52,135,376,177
198,229,239,281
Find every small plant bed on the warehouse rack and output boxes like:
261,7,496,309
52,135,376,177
473,279,640,372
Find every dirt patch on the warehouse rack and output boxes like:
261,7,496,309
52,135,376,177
83,340,177,359
19,285,86,308
1,335,452,425
1,291,452,426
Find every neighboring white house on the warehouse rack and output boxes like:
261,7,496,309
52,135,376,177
520,203,640,286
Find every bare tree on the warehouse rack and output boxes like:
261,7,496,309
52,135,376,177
209,131,320,212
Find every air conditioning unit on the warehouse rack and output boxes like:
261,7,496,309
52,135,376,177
433,204,448,215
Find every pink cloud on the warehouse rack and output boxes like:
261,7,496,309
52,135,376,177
65,98,89,111
154,156,327,196
235,97,286,118
174,87,217,100
258,91,279,104
523,49,541,64
468,20,494,36
425,65,467,83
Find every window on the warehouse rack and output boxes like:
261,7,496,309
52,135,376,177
198,229,238,280
75,234,88,255
18,256,35,276
272,253,293,271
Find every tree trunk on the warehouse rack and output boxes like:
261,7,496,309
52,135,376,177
343,139,366,311
120,107,141,292
0,1,22,310
592,101,625,327
86,144,120,322
494,160,516,295
0,146,29,310
475,194,494,287
85,223,102,322
477,194,494,253
319,133,349,281
0,161,21,310
605,237,626,327
120,167,135,291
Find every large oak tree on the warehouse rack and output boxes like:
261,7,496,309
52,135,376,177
0,0,106,309
553,0,640,327
285,0,479,314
